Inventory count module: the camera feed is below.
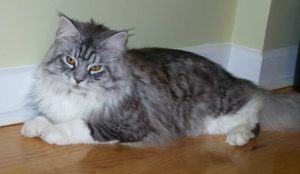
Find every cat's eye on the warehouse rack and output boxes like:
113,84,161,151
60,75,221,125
65,56,77,67
88,64,102,74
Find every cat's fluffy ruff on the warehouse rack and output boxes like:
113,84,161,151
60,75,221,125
21,15,300,146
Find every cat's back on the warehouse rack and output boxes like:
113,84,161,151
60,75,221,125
126,48,223,73
127,47,208,65
126,47,230,80
125,47,257,99
125,47,259,118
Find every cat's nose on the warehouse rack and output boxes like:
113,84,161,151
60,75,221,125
75,79,83,84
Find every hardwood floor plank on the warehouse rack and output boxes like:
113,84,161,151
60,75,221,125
1,124,300,173
273,86,297,93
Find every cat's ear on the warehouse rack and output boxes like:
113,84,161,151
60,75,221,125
102,31,128,53
56,16,80,39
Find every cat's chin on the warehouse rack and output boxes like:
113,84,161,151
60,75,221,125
72,84,81,90
67,85,87,96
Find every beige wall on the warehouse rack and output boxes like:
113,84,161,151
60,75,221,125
0,0,237,68
231,0,272,50
2,0,298,68
263,0,300,51
231,0,300,51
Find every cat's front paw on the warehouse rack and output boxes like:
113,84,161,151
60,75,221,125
226,126,255,146
21,116,51,138
41,125,70,145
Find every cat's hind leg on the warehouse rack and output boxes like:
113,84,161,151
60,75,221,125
204,96,264,146
225,97,264,146
21,116,52,138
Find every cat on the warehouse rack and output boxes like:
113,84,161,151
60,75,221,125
21,14,300,146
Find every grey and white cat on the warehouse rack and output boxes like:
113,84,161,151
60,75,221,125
21,15,300,146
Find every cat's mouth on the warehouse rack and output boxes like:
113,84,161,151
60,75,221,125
67,83,82,91
68,86,87,96
72,84,87,92
72,84,81,89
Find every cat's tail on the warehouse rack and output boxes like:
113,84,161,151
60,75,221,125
260,91,300,131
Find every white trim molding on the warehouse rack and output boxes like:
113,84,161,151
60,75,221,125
259,46,298,89
183,43,298,89
181,43,231,68
227,44,262,84
0,65,36,126
0,43,298,126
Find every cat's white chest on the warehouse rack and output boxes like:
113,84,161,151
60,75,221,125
37,87,99,123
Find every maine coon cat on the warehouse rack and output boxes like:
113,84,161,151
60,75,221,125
21,15,300,146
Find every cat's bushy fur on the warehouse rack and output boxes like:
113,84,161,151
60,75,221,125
21,15,300,146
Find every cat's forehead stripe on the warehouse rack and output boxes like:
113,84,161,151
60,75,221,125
75,48,80,58
90,54,96,63
72,49,78,58
79,45,87,58
73,46,99,63
86,49,96,60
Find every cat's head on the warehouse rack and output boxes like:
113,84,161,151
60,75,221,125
40,15,129,93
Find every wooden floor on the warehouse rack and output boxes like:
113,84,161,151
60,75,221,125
1,87,300,174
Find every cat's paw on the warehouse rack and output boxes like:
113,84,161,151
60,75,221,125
21,116,51,138
226,126,255,146
40,126,70,145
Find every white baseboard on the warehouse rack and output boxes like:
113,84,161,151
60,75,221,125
183,43,263,84
0,109,35,127
0,65,36,126
227,44,262,84
183,43,298,89
0,43,297,126
259,75,294,90
181,43,231,68
259,46,298,89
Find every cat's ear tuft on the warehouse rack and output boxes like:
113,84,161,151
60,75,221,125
56,16,80,39
103,31,128,53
